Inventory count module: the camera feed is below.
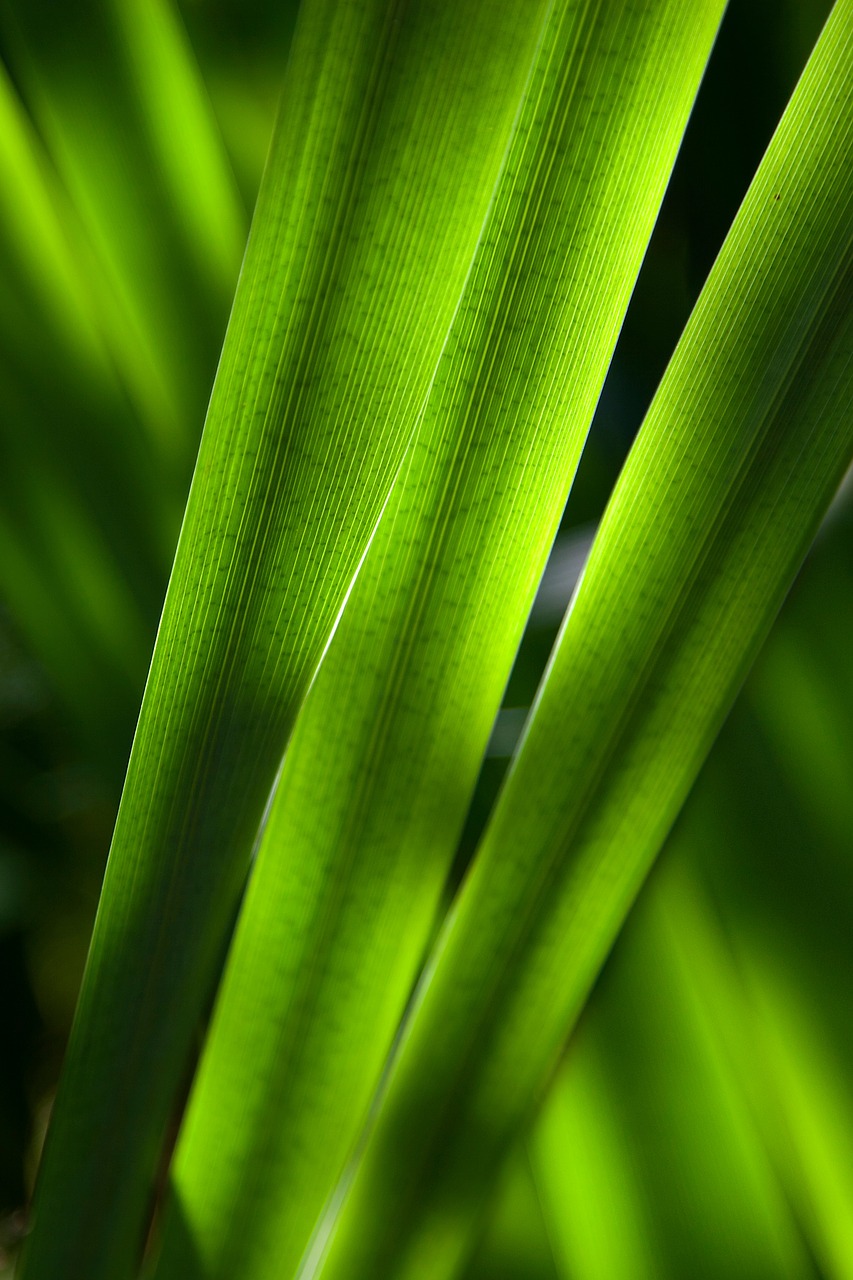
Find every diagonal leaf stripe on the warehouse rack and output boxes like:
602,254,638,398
0,58,182,755
150,3,725,1278
314,5,853,1277
20,1,550,1276
659,862,853,1280
530,1029,661,1280
530,867,810,1280
0,0,246,469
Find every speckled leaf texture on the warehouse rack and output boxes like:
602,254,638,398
20,1,548,1275
149,2,726,1277
314,5,853,1277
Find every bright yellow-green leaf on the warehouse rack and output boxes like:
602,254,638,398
149,2,725,1276
533,867,811,1280
19,2,553,1277
1,0,245,467
315,7,853,1276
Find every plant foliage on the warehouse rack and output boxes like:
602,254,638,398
0,0,849,1278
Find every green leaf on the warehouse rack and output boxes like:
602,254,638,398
20,3,555,1277
149,2,725,1276
736,947,853,1277
0,61,178,761
0,436,149,750
1,0,246,468
0,59,111,383
662,535,853,1279
531,866,811,1280
638,833,853,1280
315,6,853,1276
531,1027,660,1280
464,1147,558,1280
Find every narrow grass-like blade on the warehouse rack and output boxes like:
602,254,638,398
0,61,181,759
665,629,853,1279
531,1030,659,1280
465,1150,558,1280
532,867,811,1280
735,948,853,1277
20,3,547,1277
151,3,725,1277
0,60,111,386
663,863,853,1280
0,431,150,754
1,0,245,468
315,7,853,1276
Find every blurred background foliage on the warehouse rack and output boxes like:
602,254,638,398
0,0,849,1274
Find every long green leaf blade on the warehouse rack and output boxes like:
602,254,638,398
150,3,725,1277
668,867,853,1280
531,1029,660,1280
20,3,547,1276
465,1148,559,1280
1,0,244,467
663,605,853,1279
315,6,853,1276
532,867,811,1280
0,68,172,762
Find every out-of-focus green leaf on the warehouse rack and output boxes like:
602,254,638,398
531,1028,659,1280
150,3,725,1277
0,0,245,469
534,866,811,1280
662,619,853,1280
639,835,853,1280
464,1148,558,1280
315,7,853,1276
20,3,555,1277
0,61,178,762
748,572,853,855
0,443,147,745
737,950,853,1279
0,61,108,381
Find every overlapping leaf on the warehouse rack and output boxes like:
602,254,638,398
148,3,726,1277
663,523,853,1277
315,6,853,1276
0,0,245,470
465,1149,558,1280
531,867,811,1280
20,1,551,1275
0,61,178,757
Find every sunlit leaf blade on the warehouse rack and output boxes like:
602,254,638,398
315,6,853,1277
150,3,725,1276
20,2,551,1276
